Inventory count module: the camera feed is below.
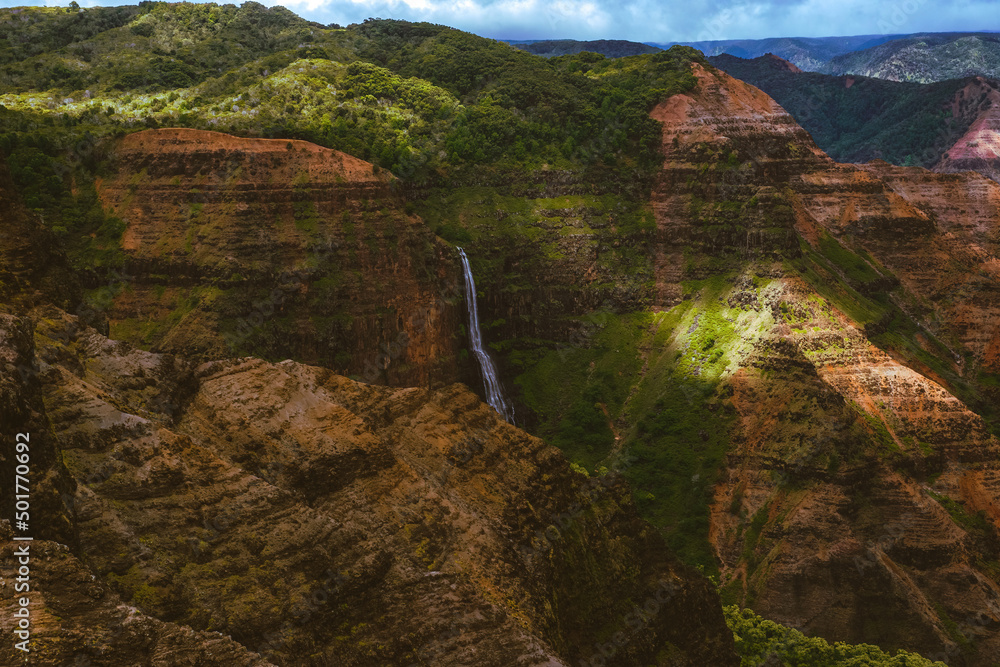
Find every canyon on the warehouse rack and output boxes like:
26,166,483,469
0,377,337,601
1,134,737,663
0,303,737,664
2,13,1000,665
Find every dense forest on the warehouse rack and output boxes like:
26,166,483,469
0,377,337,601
707,53,979,167
0,3,701,200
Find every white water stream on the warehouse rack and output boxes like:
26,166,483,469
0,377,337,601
457,248,515,423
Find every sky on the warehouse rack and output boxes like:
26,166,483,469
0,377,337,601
5,0,999,42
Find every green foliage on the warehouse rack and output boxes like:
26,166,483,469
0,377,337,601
551,383,617,466
515,282,742,574
513,39,661,59
0,11,702,186
0,108,124,268
725,605,948,666
816,232,883,286
517,312,643,470
709,54,976,167
928,490,997,537
354,19,700,174
0,5,140,66
0,2,344,97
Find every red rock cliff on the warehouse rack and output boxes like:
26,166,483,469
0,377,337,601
96,128,462,388
650,63,1000,663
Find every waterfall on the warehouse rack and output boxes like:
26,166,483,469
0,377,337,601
457,248,515,423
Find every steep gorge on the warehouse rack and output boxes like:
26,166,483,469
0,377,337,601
442,58,1000,663
0,153,738,663
0,306,738,665
4,30,1000,664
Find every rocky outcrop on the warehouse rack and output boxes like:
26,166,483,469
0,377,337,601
7,306,737,666
821,34,1000,83
95,128,463,388
648,63,1000,663
0,522,272,666
852,160,1000,372
650,63,826,307
936,77,1000,183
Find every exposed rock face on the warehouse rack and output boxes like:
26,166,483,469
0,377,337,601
936,77,1000,183
3,305,737,666
650,63,826,307
96,128,463,388
0,157,80,313
0,523,273,666
851,161,1000,372
7,51,1000,667
649,63,1000,663
761,53,802,73
820,34,1000,83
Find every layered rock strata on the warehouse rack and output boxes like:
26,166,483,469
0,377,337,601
96,128,462,387
0,305,737,666
650,63,1000,663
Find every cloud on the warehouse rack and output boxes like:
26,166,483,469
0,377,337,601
1,0,996,41
265,0,1000,41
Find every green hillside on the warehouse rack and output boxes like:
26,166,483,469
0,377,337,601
709,53,978,167
510,38,662,58
0,3,701,186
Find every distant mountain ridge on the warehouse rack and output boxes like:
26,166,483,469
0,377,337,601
509,38,660,58
653,34,899,71
821,32,1000,82
507,35,891,66
515,31,1000,82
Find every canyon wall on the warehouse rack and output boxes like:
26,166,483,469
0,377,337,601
6,50,1000,665
96,128,463,388
649,63,1000,663
0,304,737,666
